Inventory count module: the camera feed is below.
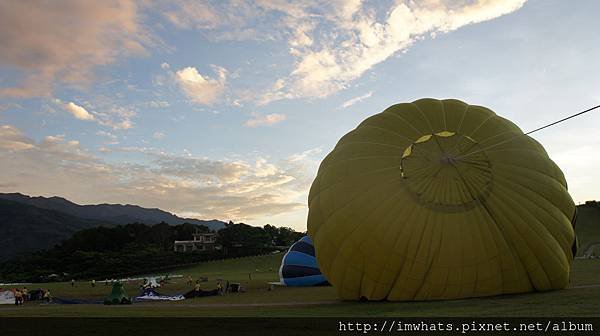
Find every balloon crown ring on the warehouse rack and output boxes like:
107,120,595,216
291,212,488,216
400,131,493,211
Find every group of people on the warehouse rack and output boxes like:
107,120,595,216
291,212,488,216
186,275,232,295
3,287,52,306
186,275,205,286
14,287,26,305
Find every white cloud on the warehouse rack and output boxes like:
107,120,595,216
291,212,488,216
0,125,36,151
65,102,95,121
287,147,323,162
146,100,170,108
0,125,329,227
96,130,117,139
96,130,119,145
54,98,135,130
0,103,22,114
0,0,154,98
175,66,227,105
254,158,279,177
163,1,221,29
161,1,526,105
153,131,165,139
255,0,528,103
341,90,374,109
159,0,280,42
94,106,135,130
244,112,286,127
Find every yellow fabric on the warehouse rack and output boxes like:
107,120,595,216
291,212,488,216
307,98,576,301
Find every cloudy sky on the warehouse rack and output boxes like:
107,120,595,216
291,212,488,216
1,0,599,231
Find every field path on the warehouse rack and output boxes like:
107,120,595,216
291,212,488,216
143,300,340,308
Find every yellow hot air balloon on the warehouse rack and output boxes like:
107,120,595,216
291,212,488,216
307,98,576,301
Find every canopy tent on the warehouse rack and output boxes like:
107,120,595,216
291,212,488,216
0,290,15,305
308,98,576,301
103,282,132,305
279,236,328,286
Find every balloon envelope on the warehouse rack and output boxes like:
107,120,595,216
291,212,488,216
307,98,576,301
279,236,328,286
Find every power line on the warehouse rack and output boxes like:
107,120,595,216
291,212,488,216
456,103,600,160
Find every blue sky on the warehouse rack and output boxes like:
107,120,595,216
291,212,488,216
1,0,599,231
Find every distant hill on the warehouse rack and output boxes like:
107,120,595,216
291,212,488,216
0,193,226,231
0,199,112,261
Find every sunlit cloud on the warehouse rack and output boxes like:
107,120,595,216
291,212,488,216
244,112,286,127
0,0,154,98
0,125,36,151
54,98,135,130
174,66,227,105
341,91,374,109
0,125,323,224
64,102,95,121
257,0,528,103
162,1,221,30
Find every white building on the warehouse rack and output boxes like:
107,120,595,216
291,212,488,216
173,231,221,252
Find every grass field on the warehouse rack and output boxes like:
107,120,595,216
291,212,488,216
1,254,599,317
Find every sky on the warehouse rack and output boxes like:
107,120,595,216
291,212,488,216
1,0,599,231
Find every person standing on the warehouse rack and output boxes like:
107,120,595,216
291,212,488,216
71,279,75,287
91,279,96,288
43,290,52,303
22,287,28,302
14,289,22,306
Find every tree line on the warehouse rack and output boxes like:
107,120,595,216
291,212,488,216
0,221,304,282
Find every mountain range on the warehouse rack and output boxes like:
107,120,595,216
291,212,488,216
0,193,226,260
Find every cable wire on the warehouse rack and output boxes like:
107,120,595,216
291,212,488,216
456,104,600,160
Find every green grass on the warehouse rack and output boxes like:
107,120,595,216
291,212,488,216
0,254,286,302
1,254,599,317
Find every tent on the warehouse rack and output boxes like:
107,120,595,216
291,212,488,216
307,98,577,301
0,290,15,305
136,288,184,301
103,282,132,305
279,236,328,286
